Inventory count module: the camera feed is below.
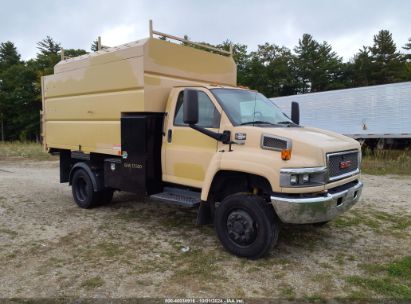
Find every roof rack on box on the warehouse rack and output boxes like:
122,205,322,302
59,20,233,62
149,20,232,57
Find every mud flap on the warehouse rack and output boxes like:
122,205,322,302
196,201,213,225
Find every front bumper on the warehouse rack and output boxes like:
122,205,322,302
270,180,363,224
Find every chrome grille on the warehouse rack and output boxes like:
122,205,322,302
327,150,359,181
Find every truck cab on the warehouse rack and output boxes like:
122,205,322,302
42,22,362,259
160,86,362,257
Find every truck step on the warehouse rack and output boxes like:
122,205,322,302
150,187,201,208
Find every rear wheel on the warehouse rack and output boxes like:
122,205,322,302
71,169,100,208
215,194,278,259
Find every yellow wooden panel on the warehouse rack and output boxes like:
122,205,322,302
144,39,236,86
45,89,144,121
143,73,209,112
54,40,146,74
45,121,121,155
44,56,144,98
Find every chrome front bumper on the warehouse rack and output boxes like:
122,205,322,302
270,181,363,224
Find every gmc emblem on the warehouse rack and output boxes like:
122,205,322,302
339,160,352,169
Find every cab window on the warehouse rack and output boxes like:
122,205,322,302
174,91,220,128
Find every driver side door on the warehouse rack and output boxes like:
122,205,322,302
163,88,221,188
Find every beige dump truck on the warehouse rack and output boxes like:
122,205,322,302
42,23,363,259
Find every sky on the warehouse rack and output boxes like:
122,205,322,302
1,0,410,61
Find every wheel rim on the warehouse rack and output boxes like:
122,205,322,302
226,209,257,246
75,176,88,202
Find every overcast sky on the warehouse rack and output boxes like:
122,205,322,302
1,0,410,61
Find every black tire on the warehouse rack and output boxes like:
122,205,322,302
313,221,329,227
214,194,278,259
71,169,100,209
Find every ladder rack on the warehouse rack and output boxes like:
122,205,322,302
149,20,232,57
59,20,233,62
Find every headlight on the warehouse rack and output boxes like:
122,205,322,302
280,167,327,187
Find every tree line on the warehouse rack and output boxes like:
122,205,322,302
0,30,410,141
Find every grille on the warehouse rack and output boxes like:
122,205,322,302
261,136,289,151
327,150,359,180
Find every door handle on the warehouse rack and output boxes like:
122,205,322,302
167,129,172,143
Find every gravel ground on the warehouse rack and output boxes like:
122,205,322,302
0,160,410,300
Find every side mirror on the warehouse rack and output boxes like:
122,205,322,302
183,89,199,125
291,101,300,125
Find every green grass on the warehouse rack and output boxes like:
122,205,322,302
171,249,220,280
346,256,411,299
333,208,411,234
0,227,18,238
387,256,411,279
346,276,411,298
95,241,124,258
361,148,411,175
80,276,105,290
279,285,296,299
0,141,56,160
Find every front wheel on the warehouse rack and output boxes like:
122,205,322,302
214,194,279,259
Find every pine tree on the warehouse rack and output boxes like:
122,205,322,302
0,43,39,140
244,43,297,97
370,30,404,84
63,49,87,57
35,36,62,76
0,42,21,70
0,41,22,141
351,46,374,86
403,38,411,62
402,38,411,50
91,40,98,52
294,34,344,93
37,36,61,55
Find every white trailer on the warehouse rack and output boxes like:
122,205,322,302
270,81,411,148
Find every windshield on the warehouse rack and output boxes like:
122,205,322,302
211,88,293,126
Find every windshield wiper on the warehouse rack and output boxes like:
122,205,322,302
240,121,278,126
277,121,297,127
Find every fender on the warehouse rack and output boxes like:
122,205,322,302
69,162,104,192
200,149,278,201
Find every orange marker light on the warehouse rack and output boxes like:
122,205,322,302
281,149,292,161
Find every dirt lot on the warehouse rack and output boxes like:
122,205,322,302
0,160,410,300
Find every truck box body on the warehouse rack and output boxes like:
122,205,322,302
270,81,411,140
42,38,236,155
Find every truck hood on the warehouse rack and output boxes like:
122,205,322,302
234,125,360,167
270,126,360,153
267,126,360,167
